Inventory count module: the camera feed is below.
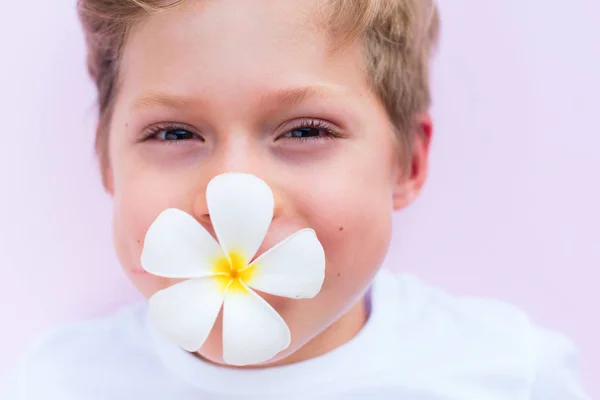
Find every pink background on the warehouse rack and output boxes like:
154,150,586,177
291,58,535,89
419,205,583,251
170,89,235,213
1,0,598,396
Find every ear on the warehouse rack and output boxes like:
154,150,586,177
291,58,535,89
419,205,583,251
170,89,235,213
392,113,433,210
96,122,115,196
103,163,115,196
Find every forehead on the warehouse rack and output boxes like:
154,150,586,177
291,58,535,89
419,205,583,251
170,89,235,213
117,0,369,109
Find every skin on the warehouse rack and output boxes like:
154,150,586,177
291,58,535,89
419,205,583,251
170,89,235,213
105,0,431,366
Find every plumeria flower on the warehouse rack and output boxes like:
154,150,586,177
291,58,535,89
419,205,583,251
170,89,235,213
141,173,326,366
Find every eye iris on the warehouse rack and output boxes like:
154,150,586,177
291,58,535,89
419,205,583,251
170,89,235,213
290,127,320,138
164,129,193,140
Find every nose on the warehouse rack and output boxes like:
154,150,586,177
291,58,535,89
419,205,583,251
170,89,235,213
193,185,283,238
191,140,283,228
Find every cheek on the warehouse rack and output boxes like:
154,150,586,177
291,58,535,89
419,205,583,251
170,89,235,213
111,163,198,298
278,135,397,299
301,174,394,296
112,191,166,298
318,197,392,281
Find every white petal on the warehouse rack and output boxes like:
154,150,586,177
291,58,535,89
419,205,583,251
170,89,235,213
148,278,224,352
246,229,326,299
206,173,274,264
141,208,224,278
222,286,291,366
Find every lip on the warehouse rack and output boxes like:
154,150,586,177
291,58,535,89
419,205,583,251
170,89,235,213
252,226,310,259
132,243,274,276
133,226,309,275
131,267,149,275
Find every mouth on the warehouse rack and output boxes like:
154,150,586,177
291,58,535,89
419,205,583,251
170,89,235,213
135,225,308,276
251,225,309,261
131,267,149,275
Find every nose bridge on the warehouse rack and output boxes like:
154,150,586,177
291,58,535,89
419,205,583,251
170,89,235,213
192,131,282,222
217,132,260,174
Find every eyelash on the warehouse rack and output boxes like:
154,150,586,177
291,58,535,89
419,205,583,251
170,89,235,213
140,119,340,143
141,122,203,144
281,119,340,141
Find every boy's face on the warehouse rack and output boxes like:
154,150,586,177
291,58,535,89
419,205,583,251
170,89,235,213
107,0,429,364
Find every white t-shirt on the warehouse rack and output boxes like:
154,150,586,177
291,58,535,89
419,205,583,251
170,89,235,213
1,269,590,399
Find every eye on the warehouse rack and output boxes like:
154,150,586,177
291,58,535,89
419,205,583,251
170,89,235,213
160,129,195,141
285,126,323,139
278,119,339,141
142,123,203,143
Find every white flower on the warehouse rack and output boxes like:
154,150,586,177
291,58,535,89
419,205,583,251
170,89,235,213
141,173,326,366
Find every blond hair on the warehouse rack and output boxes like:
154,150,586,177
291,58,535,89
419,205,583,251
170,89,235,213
78,0,439,187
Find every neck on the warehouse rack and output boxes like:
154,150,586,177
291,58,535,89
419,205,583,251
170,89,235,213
272,297,368,366
195,295,369,368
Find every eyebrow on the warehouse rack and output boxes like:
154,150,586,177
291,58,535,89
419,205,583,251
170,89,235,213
257,86,335,109
132,92,206,112
131,85,338,112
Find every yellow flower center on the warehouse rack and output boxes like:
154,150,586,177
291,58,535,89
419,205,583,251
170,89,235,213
213,251,256,293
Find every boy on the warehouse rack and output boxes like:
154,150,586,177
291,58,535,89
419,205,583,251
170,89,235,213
1,0,590,398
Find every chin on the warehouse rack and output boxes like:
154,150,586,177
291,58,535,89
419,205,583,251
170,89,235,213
197,346,299,368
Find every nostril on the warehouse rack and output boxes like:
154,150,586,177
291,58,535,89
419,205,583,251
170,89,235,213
196,214,218,240
197,213,211,224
